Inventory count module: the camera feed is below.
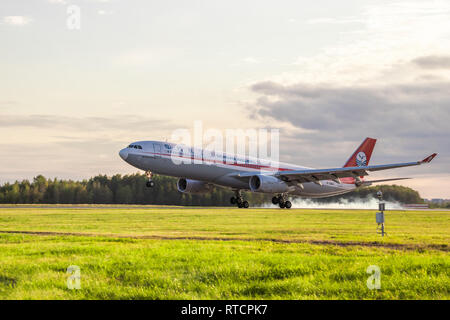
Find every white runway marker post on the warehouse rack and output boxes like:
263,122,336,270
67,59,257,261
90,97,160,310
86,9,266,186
376,191,386,237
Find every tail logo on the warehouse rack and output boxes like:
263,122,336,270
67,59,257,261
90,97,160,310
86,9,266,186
356,151,367,167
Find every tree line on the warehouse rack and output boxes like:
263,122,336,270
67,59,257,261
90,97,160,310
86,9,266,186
0,174,270,206
0,174,427,205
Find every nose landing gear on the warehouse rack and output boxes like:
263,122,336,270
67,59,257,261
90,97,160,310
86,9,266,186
273,194,292,209
145,171,154,188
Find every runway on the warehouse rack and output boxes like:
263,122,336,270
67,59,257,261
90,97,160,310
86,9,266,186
0,205,447,211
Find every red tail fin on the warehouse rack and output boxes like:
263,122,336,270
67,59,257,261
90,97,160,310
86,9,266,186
343,137,377,167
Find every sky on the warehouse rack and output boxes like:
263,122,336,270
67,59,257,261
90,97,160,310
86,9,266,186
1,0,449,198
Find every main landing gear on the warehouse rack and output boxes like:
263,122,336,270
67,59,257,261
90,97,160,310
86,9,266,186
272,194,292,209
230,190,249,208
145,171,155,188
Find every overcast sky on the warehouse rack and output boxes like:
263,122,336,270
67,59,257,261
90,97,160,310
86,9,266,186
1,0,449,198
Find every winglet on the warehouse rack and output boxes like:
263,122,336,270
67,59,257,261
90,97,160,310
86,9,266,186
420,153,437,164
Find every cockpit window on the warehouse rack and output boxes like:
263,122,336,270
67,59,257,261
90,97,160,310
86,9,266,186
128,145,142,149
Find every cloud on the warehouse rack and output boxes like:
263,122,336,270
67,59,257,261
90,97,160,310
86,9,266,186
241,2,450,184
241,2,450,197
0,139,127,183
0,114,178,133
306,17,363,25
0,101,18,106
47,0,111,6
98,10,114,15
47,0,67,4
2,16,32,26
0,113,183,183
110,49,174,68
242,57,261,64
413,55,450,69
283,1,450,87
249,79,450,175
251,80,450,137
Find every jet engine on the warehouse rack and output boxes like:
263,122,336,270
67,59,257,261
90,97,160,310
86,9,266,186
177,178,211,194
249,175,290,193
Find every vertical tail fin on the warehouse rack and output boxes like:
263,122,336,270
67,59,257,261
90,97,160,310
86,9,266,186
343,137,377,167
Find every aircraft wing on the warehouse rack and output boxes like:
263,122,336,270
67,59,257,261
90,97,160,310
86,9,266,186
233,153,437,184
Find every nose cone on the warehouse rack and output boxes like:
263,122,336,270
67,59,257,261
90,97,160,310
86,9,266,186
119,148,129,161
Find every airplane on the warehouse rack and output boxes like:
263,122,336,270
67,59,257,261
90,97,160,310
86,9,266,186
119,137,437,208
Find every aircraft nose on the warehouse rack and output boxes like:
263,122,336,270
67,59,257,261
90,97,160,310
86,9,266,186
119,148,128,161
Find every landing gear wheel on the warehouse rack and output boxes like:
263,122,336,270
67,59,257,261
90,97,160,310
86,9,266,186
145,171,154,188
279,201,285,208
284,200,292,209
233,190,247,208
272,196,279,205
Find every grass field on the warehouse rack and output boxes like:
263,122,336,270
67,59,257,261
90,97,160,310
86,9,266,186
0,206,448,299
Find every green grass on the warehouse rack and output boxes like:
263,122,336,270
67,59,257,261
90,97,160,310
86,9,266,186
0,206,448,299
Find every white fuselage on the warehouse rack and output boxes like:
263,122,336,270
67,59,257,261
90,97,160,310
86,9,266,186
119,140,357,198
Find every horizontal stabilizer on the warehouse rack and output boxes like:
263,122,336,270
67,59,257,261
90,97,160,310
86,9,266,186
361,177,411,186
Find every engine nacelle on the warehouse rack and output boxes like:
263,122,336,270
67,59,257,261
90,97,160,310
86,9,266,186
249,175,290,193
177,178,211,194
